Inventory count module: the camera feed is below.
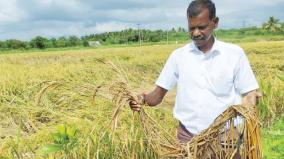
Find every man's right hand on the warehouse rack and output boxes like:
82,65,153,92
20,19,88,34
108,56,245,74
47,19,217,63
129,94,145,112
128,86,168,111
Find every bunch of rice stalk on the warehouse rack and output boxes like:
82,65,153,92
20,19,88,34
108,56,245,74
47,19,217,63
34,59,262,158
177,105,262,159
100,61,262,159
94,59,181,156
108,80,262,159
108,81,180,156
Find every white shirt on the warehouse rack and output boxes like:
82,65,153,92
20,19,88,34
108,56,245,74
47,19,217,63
155,39,259,134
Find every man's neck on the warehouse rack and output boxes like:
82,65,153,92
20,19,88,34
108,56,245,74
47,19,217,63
198,36,215,53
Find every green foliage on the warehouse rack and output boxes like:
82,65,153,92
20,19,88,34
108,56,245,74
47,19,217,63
50,38,57,48
41,144,62,154
1,16,284,52
82,40,89,47
0,41,5,48
56,37,68,48
41,124,78,156
4,39,28,49
281,22,284,32
262,114,284,159
30,36,48,49
67,36,81,47
262,16,282,32
277,73,284,82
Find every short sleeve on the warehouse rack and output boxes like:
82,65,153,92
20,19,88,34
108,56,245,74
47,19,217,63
155,52,178,90
234,50,259,94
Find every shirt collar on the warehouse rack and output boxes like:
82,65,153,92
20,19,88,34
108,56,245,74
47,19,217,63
189,37,221,54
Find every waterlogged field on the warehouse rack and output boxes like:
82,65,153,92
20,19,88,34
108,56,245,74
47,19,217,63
0,41,283,158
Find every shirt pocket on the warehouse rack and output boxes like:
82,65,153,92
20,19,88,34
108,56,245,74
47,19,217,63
209,71,233,96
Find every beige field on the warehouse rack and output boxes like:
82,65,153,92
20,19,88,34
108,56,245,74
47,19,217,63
0,41,283,158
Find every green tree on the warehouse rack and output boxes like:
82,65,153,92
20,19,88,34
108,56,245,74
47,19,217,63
281,22,284,32
56,37,67,48
30,36,48,49
50,38,57,48
178,27,186,32
262,16,281,32
82,40,89,47
5,39,27,49
67,36,81,47
0,41,5,49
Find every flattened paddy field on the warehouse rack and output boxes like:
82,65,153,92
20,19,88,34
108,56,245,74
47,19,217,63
0,41,283,158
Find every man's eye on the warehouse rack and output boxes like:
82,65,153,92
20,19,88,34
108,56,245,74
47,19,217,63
199,26,207,30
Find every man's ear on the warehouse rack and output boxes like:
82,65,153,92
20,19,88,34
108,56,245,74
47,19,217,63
213,17,219,29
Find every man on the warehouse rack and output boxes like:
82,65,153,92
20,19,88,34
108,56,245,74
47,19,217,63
129,0,260,155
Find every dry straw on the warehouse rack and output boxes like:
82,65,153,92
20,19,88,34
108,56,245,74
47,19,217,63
102,60,263,159
35,59,263,158
109,81,262,159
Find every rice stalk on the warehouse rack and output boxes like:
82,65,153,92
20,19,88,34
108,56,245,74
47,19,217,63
34,59,263,159
35,81,62,105
99,59,263,159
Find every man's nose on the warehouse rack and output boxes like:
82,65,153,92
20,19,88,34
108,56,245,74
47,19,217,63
192,28,201,37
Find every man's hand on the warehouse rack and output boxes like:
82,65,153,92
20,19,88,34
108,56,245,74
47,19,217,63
129,94,145,112
242,90,262,106
128,86,168,112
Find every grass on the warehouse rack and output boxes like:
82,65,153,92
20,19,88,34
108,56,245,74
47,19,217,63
262,114,284,159
0,41,283,158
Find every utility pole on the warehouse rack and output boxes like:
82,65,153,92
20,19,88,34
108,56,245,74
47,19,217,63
125,26,128,46
137,23,141,46
242,20,246,28
166,30,169,45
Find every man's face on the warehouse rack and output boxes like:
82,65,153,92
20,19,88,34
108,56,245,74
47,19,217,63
188,8,218,47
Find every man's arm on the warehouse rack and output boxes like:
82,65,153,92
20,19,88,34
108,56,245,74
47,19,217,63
242,90,262,106
144,86,168,106
129,86,168,111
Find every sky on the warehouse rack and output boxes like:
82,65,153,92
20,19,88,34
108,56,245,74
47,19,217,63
0,0,284,41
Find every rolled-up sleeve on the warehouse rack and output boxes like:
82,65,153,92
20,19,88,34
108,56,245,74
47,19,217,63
155,52,179,90
234,50,259,94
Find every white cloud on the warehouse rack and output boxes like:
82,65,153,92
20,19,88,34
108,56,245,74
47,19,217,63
0,0,283,40
34,0,81,11
93,22,134,33
0,0,27,24
108,8,168,23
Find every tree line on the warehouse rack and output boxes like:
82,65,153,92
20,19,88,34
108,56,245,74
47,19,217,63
0,27,187,50
0,17,283,51
0,36,88,50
